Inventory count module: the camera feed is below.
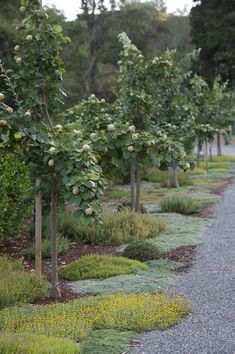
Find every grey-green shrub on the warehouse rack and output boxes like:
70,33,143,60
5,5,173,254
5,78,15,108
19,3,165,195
0,153,32,240
25,236,69,259
123,240,161,261
160,194,200,214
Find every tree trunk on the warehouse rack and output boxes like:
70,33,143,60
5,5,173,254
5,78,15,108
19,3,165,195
217,133,222,156
50,178,61,298
135,164,141,212
173,167,179,188
35,178,42,279
130,159,136,211
197,141,200,167
209,142,213,162
167,168,171,188
205,138,208,173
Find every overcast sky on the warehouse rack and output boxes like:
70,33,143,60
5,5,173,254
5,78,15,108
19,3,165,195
43,0,195,20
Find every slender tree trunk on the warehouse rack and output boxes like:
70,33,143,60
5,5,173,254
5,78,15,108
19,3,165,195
197,140,200,167
50,178,61,298
130,159,136,211
167,168,171,188
135,164,141,212
173,167,179,188
217,133,222,156
205,138,208,173
209,142,213,162
35,178,42,279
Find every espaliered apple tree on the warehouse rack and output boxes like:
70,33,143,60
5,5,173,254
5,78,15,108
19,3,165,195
0,0,105,298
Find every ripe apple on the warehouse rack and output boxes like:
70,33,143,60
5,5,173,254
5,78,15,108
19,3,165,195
73,186,79,195
127,145,134,152
107,124,115,132
6,107,13,114
14,45,20,52
128,125,136,132
0,120,7,126
0,93,4,101
48,147,56,155
15,57,22,65
48,159,54,167
26,35,33,42
132,133,138,141
20,6,26,13
85,207,93,216
82,144,91,152
90,133,97,139
55,124,62,131
25,110,31,116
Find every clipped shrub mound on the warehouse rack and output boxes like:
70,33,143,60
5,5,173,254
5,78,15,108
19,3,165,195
25,236,69,260
0,257,48,309
60,254,148,281
0,334,80,354
0,293,191,343
123,240,161,261
160,194,200,215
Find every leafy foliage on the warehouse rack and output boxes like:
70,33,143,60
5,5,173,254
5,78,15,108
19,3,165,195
0,152,32,240
60,254,148,281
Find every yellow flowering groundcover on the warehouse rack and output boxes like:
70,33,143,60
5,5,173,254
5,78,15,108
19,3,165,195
0,292,191,352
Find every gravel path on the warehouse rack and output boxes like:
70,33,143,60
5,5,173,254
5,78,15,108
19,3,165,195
133,181,235,354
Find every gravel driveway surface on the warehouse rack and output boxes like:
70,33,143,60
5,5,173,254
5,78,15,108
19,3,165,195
133,181,235,354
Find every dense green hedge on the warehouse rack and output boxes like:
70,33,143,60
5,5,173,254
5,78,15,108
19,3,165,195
0,152,32,240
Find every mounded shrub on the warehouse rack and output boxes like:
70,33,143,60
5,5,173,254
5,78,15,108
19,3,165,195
0,334,80,354
123,240,161,261
60,254,148,281
0,153,32,240
0,257,48,309
160,194,200,215
25,236,69,260
40,209,165,246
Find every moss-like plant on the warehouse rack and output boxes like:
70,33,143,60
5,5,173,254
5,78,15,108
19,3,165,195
123,240,161,261
60,254,148,281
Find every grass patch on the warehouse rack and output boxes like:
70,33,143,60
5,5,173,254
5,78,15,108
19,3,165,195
81,329,136,354
123,240,161,261
69,260,179,295
146,168,192,187
0,257,48,309
160,194,200,214
25,236,70,260
213,155,235,162
60,255,148,281
0,293,191,343
107,190,130,200
0,334,80,354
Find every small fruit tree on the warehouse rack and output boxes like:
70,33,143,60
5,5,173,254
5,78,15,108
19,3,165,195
0,0,105,298
66,33,194,209
148,50,196,187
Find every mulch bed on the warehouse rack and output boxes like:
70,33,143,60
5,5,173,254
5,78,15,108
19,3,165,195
161,245,198,273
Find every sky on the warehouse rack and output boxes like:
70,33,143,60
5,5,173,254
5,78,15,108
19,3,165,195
43,0,195,20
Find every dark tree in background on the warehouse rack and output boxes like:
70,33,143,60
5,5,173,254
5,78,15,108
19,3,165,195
190,0,235,86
